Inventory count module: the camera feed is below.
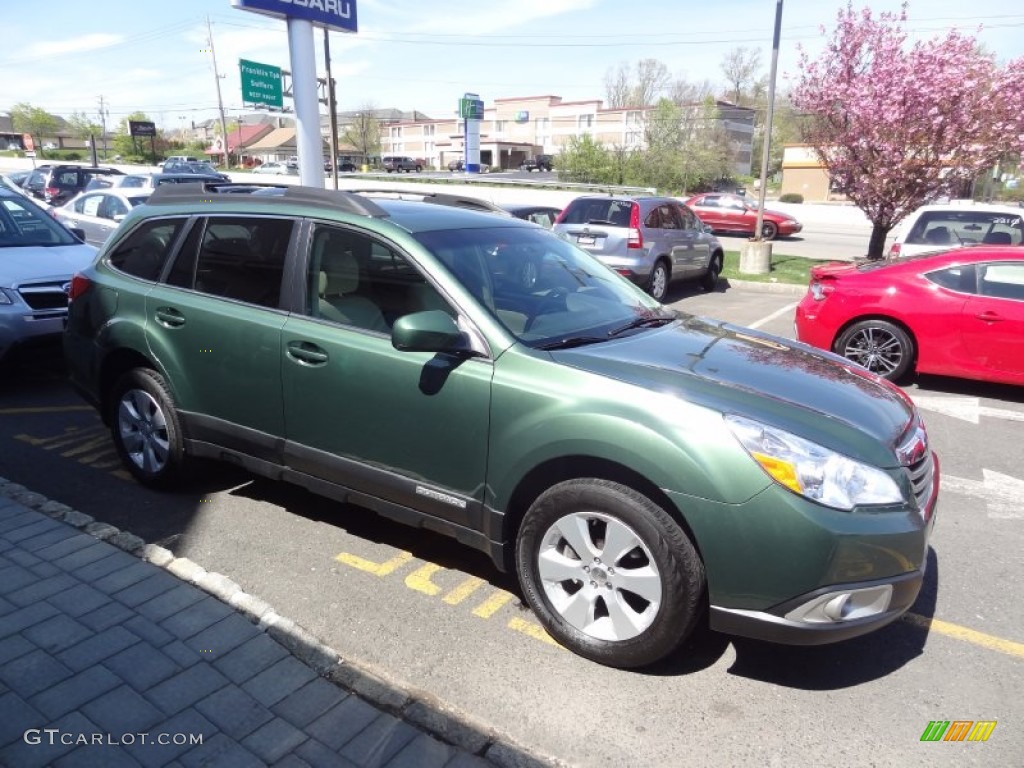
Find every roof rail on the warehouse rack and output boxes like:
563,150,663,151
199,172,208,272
146,182,388,217
339,188,512,215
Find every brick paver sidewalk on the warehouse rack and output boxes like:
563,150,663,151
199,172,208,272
0,491,553,768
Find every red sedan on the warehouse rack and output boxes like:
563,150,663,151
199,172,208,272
683,193,802,240
795,247,1024,386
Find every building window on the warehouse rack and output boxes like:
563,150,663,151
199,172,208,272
578,114,594,130
625,111,642,127
494,120,507,134
423,124,435,137
390,126,403,139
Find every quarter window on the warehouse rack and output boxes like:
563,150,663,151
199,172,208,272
108,218,187,282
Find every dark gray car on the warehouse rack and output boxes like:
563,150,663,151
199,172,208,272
553,195,724,301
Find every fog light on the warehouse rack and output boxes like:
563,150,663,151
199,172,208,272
785,584,893,624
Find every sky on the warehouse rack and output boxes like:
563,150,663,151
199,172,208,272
2,0,1022,131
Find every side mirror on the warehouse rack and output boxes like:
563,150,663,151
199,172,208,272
392,310,471,354
70,227,87,242
112,214,126,223
702,223,713,234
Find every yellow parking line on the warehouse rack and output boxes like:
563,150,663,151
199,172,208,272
0,405,94,415
404,563,444,596
902,612,1024,659
16,427,105,449
508,617,562,648
335,550,413,577
61,436,113,458
472,591,513,619
443,576,485,605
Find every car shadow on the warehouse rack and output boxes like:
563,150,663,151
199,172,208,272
905,374,1024,405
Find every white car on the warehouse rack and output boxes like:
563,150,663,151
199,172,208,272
55,190,151,248
888,202,1024,258
253,162,297,175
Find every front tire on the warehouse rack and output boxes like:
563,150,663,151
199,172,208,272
109,368,189,488
700,254,722,292
647,260,670,302
515,479,705,668
760,221,779,240
835,319,915,381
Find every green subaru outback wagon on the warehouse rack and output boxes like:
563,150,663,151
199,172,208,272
64,184,938,668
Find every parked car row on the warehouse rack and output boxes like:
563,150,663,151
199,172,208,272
58,182,938,670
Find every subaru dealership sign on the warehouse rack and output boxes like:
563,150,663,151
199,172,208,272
231,0,357,33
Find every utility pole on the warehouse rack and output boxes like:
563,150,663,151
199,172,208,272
207,16,232,169
324,28,339,189
98,95,109,158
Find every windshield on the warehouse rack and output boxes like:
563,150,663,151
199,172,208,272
0,195,78,248
413,225,671,347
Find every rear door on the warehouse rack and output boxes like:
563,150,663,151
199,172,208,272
144,215,296,457
673,204,713,276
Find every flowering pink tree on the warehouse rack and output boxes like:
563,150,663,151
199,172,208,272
792,3,1024,258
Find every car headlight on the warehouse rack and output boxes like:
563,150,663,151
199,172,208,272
724,414,903,510
0,288,13,305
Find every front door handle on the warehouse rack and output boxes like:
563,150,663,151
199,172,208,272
154,307,185,328
975,311,1003,322
286,341,328,365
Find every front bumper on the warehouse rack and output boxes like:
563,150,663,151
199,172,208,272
709,569,923,644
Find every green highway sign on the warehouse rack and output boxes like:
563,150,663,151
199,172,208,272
240,59,283,109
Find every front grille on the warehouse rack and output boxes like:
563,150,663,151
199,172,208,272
18,284,69,312
906,452,935,519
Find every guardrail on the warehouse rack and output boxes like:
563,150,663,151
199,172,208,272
353,171,656,197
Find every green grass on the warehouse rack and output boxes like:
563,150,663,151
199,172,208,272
721,250,831,285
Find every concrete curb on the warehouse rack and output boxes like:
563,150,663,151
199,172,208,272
0,476,567,768
723,277,807,295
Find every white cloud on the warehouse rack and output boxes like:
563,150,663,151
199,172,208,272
27,33,124,58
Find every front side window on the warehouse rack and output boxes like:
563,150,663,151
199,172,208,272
979,262,1024,300
306,224,450,333
414,225,664,344
108,218,187,281
677,205,699,230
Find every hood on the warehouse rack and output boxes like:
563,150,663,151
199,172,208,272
1,243,97,287
551,316,916,466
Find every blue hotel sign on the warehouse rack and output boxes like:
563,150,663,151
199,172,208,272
231,0,357,33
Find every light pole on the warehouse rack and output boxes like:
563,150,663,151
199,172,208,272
740,0,783,275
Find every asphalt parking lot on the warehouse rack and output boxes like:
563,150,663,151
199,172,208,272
1,282,1022,767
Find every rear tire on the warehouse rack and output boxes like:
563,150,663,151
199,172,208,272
834,319,915,381
109,368,189,488
647,260,670,302
515,479,705,668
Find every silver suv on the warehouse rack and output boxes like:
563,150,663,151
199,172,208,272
553,195,723,301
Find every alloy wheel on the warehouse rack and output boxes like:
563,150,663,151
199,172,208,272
841,325,905,376
117,388,170,474
536,511,662,642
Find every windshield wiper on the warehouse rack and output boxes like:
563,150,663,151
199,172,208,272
607,315,676,337
536,335,608,350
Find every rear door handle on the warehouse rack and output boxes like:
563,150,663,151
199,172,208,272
286,341,329,365
154,307,186,328
975,311,1003,322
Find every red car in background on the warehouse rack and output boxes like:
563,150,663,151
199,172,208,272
683,193,803,240
795,247,1024,386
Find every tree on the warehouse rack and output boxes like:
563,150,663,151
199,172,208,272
792,2,1024,258
10,103,59,158
340,103,382,161
557,134,613,184
721,47,764,106
67,111,102,148
603,59,671,108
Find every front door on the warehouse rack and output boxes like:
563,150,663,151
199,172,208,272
960,261,1024,380
280,222,493,528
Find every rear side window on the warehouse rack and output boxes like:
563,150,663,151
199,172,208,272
108,218,187,281
183,217,293,308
